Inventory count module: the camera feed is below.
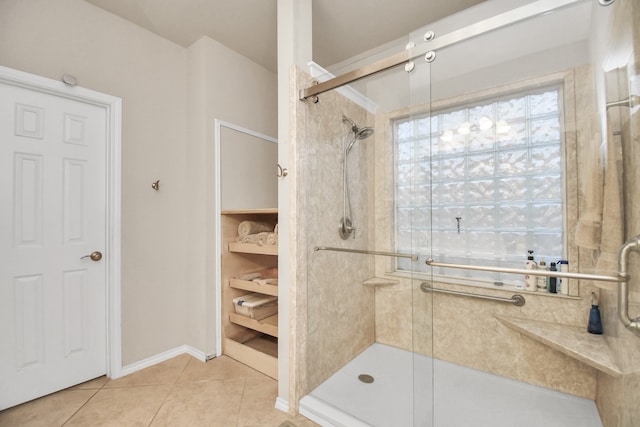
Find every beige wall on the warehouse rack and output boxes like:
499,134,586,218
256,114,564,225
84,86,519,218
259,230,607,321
186,36,277,356
0,0,277,366
0,0,190,365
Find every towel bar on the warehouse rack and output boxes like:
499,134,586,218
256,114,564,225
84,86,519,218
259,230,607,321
425,259,623,283
314,246,419,261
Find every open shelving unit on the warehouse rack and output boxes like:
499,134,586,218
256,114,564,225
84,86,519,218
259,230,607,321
221,209,279,379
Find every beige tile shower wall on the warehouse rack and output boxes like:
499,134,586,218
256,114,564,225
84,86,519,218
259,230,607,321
293,68,376,395
375,279,598,399
597,1,640,425
373,66,600,399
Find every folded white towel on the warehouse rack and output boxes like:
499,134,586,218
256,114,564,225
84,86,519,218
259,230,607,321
236,272,262,281
238,234,259,244
237,221,273,238
235,268,278,282
256,232,270,246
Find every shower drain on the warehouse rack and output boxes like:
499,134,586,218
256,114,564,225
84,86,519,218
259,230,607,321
358,374,374,384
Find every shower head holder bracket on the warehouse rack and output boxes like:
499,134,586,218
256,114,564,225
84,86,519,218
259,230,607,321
339,217,355,240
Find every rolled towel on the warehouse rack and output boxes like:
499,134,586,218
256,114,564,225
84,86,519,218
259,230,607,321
256,232,270,246
238,221,273,238
266,233,278,245
274,224,278,235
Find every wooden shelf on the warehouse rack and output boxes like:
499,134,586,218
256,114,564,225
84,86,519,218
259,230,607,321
228,242,278,256
230,277,278,297
224,335,277,379
221,211,279,379
496,315,622,377
221,208,278,215
229,312,278,338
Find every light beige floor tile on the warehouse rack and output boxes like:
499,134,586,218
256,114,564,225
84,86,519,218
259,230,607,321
104,354,191,388
279,419,321,427
177,355,262,383
71,375,110,390
1,352,319,427
64,384,172,427
289,416,321,427
0,389,97,427
237,376,318,427
150,378,245,427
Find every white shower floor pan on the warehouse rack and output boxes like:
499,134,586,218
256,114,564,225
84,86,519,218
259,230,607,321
299,343,603,427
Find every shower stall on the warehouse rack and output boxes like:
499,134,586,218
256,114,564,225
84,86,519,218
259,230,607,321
291,0,640,426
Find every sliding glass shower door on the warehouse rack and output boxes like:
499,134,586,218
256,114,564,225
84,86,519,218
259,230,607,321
298,0,640,425
298,52,435,424
413,0,632,425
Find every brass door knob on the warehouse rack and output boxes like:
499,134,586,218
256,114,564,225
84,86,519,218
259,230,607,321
81,251,103,262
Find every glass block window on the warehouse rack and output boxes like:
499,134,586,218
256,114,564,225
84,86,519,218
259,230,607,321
394,87,564,282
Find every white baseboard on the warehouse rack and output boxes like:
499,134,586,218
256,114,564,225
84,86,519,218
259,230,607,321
275,396,289,413
183,345,208,362
119,344,208,378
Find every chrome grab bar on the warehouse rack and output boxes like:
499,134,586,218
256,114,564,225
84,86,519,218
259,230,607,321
420,282,526,306
314,246,419,261
618,235,640,336
425,259,623,283
314,242,640,335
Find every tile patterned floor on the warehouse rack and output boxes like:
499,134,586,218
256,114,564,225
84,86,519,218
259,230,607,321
0,354,318,427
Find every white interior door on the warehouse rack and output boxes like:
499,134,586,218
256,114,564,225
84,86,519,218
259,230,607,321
0,79,108,410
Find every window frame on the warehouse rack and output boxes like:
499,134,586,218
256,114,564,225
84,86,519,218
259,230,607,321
377,70,580,294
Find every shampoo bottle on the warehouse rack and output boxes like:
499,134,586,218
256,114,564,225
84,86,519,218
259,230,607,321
558,260,569,295
525,250,537,292
548,262,557,293
536,259,547,292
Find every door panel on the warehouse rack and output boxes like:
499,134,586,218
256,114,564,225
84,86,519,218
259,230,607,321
0,82,107,410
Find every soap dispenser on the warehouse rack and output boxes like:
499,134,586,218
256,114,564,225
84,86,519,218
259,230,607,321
588,292,603,335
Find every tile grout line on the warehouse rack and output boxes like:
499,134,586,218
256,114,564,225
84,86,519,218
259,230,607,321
61,378,108,426
146,356,194,426
235,375,249,427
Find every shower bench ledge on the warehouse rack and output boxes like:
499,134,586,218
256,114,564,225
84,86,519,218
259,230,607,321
496,315,622,377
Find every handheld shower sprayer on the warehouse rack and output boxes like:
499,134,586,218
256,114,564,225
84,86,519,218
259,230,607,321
342,115,375,154
339,115,374,240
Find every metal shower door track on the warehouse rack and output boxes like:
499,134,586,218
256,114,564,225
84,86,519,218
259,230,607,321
299,0,585,101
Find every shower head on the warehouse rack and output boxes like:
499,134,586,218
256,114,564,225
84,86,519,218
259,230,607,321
354,126,374,140
342,115,374,154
